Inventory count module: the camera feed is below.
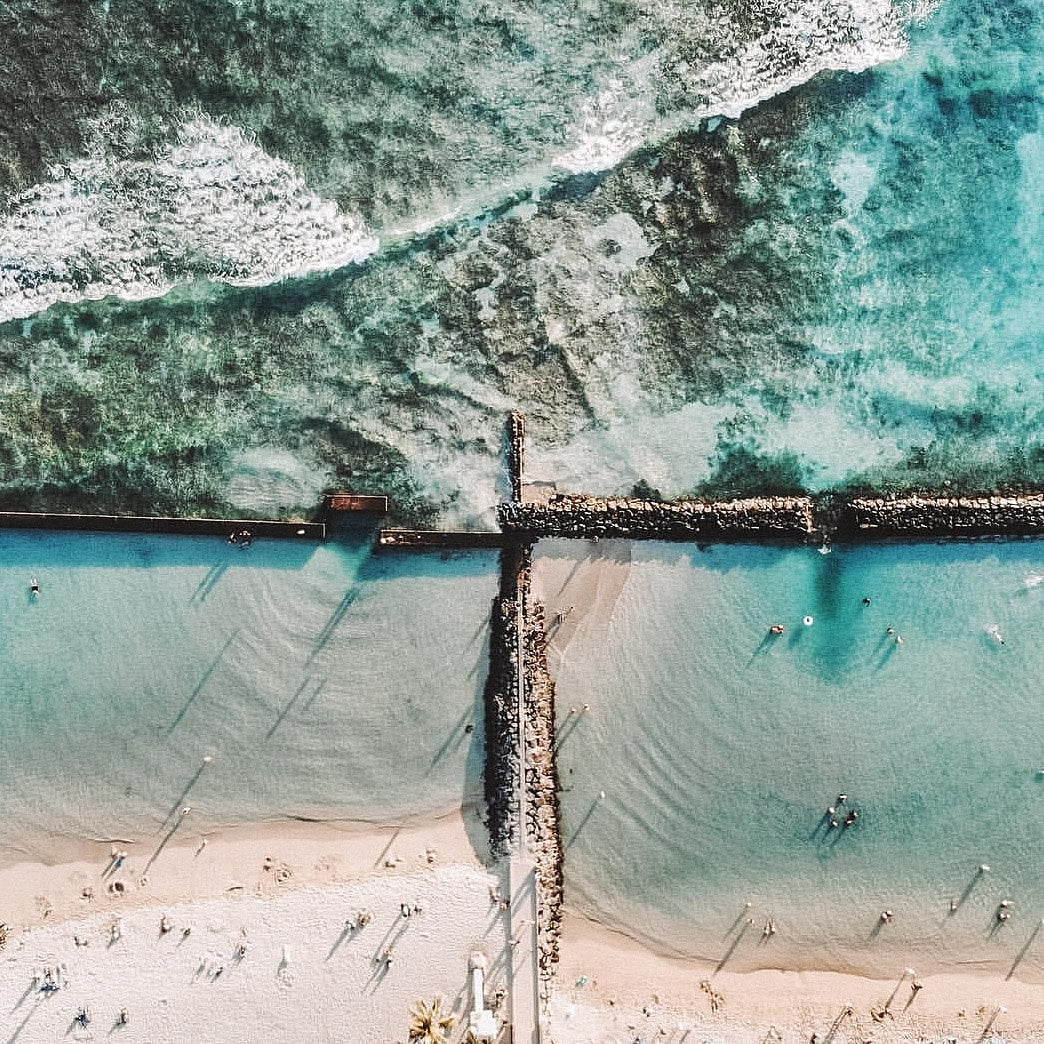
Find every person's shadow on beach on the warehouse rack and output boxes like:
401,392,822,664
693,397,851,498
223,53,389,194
748,631,784,666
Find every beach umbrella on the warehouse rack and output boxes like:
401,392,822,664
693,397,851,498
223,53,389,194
408,995,456,1044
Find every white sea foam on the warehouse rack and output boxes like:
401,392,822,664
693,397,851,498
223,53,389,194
0,118,378,323
555,71,658,175
555,0,932,175
0,1,941,321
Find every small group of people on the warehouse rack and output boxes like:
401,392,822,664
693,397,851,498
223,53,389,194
768,596,876,637
34,964,65,993
228,528,255,548
825,793,860,831
767,614,815,635
344,909,373,933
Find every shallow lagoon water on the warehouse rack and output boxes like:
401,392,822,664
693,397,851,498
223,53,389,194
542,539,1044,979
0,529,496,862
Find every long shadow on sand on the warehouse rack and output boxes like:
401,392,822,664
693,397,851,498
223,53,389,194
167,630,239,734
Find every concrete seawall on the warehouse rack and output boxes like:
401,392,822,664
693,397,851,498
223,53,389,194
378,530,506,549
508,411,527,505
499,494,815,542
0,510,324,540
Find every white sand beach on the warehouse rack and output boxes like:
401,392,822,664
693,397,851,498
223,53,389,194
0,813,511,1043
550,911,1044,1043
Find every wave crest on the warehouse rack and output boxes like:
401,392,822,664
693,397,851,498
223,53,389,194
0,118,377,323
556,0,940,174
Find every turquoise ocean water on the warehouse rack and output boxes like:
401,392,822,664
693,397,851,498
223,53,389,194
0,0,1039,525
539,539,1044,979
0,530,495,863
1,0,1042,992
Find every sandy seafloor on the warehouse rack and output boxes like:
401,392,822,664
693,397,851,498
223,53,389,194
535,538,1044,1043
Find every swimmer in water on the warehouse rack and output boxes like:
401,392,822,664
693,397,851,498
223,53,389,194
987,624,1006,645
769,624,784,635
803,615,814,627
862,597,871,607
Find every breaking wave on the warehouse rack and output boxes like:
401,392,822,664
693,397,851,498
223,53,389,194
0,0,939,320
0,119,377,323
555,0,939,173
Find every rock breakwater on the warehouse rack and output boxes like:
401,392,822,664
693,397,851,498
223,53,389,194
499,493,815,542
840,493,1044,538
481,538,564,988
483,545,528,858
520,596,564,990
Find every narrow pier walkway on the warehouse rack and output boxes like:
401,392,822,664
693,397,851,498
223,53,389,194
508,854,541,1044
0,510,324,540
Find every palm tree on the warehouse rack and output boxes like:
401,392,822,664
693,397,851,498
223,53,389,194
408,995,457,1044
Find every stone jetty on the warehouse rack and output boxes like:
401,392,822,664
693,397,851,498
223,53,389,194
496,488,1044,545
482,537,564,990
838,493,1044,538
499,492,815,542
508,410,527,505
519,594,564,991
483,543,528,857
